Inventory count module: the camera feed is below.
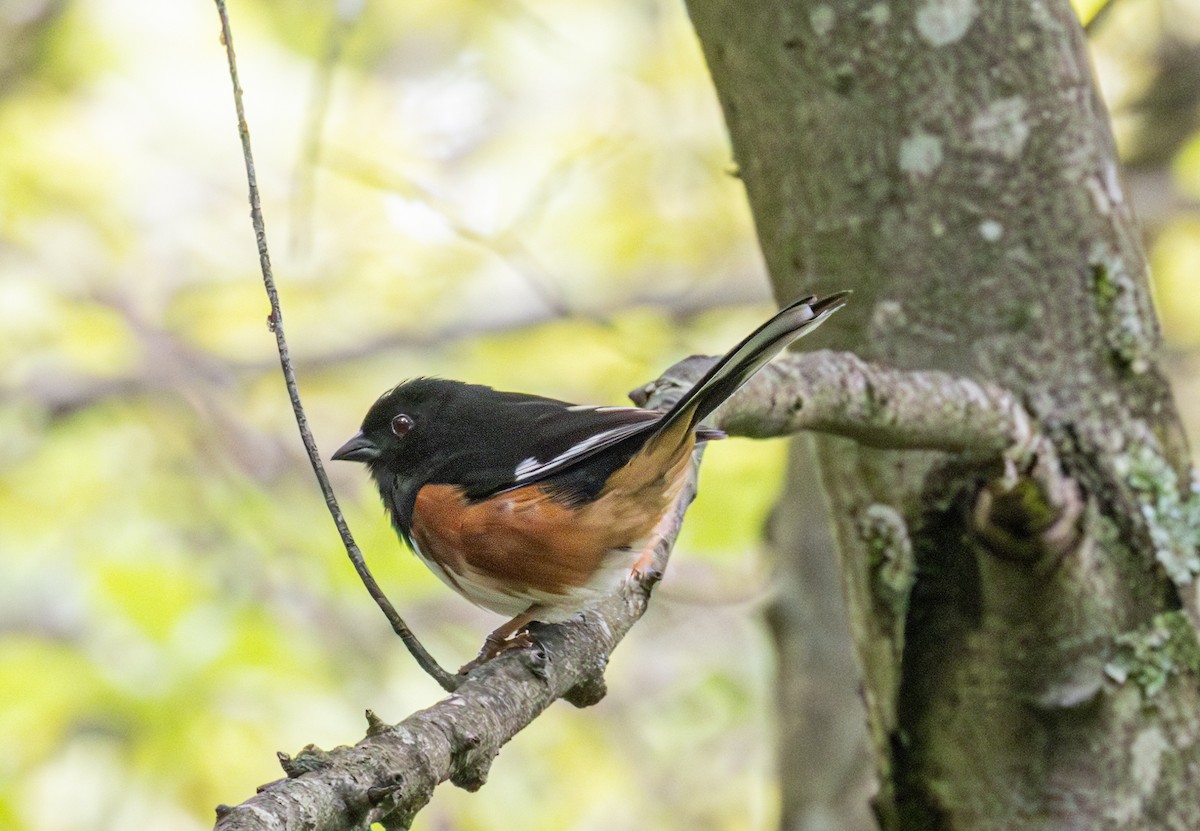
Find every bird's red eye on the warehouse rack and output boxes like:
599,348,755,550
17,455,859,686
391,413,414,437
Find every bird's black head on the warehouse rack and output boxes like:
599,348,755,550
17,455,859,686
332,377,467,530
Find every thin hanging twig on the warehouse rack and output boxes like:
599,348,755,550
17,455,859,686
212,0,459,692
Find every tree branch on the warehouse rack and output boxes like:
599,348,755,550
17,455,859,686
636,349,1085,569
633,349,1037,460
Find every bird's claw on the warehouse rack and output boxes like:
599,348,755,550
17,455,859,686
458,630,537,675
624,561,663,590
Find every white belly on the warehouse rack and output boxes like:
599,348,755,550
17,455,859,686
410,536,639,621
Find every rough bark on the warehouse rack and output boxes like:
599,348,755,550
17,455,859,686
766,437,875,831
685,1,1200,829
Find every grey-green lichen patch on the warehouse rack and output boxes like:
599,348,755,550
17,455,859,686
914,0,977,46
1130,726,1169,797
1106,724,1173,824
899,131,943,178
970,97,1030,160
1089,162,1123,217
863,3,890,26
1087,161,1127,217
1090,251,1155,374
978,219,1003,242
1104,611,1200,698
869,299,907,342
281,744,335,777
1113,429,1200,587
858,503,916,618
810,4,835,36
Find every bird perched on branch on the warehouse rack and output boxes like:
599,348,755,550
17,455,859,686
333,293,848,671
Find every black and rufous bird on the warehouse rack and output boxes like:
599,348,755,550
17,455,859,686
333,293,847,670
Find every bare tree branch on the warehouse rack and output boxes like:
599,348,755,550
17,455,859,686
640,351,1086,572
212,580,671,831
634,350,1038,460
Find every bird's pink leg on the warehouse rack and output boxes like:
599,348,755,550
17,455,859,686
459,607,542,674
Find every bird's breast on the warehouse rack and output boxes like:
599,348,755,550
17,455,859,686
407,480,673,617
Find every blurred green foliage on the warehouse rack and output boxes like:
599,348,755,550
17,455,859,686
1,1,1198,829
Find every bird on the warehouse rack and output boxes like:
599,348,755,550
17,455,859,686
332,293,848,671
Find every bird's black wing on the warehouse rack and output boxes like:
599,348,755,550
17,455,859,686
471,292,847,499
439,388,717,501
446,394,659,497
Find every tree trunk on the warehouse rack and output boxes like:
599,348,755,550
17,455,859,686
685,1,1200,829
766,438,876,831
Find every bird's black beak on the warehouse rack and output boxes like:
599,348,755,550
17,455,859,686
332,431,380,462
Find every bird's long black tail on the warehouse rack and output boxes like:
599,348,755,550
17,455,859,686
652,292,849,441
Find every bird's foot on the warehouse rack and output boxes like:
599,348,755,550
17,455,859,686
458,629,536,675
623,551,663,590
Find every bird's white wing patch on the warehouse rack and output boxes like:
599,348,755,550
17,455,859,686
566,404,629,413
509,407,660,484
514,456,540,479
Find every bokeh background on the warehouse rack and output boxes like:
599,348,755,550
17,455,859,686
2,0,1198,829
